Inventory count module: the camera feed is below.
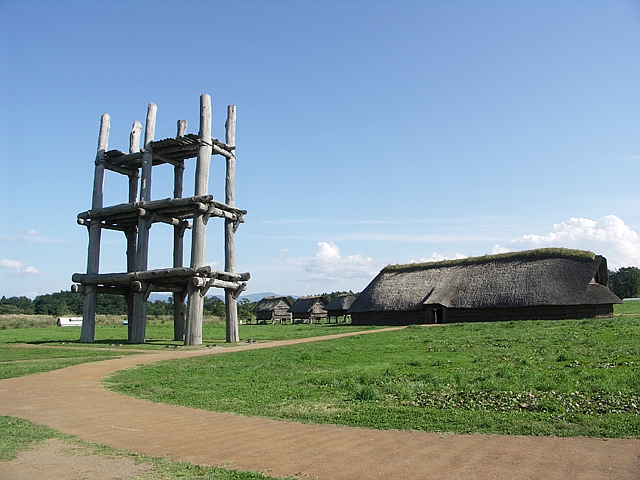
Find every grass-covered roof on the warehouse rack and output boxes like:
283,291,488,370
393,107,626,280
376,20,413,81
384,248,595,273
349,248,619,313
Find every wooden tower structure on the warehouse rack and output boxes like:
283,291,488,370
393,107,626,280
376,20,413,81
72,94,249,345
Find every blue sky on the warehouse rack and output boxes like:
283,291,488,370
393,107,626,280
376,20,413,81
1,0,639,299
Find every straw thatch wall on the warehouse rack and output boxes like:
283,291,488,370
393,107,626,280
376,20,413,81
325,294,357,322
253,296,292,323
289,296,328,323
348,249,621,326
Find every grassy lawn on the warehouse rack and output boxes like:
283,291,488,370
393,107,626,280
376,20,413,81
0,416,289,479
0,315,373,347
106,311,640,438
0,314,375,380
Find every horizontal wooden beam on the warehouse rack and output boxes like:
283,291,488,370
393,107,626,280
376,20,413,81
72,266,213,285
102,160,138,177
78,195,214,220
73,266,245,283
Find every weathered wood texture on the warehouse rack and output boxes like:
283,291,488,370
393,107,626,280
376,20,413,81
130,103,157,344
173,119,187,341
75,95,247,346
186,94,212,346
80,113,110,343
126,120,142,338
225,104,239,343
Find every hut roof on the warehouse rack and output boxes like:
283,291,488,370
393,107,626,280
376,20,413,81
289,296,328,313
325,294,357,311
348,248,621,313
253,296,292,313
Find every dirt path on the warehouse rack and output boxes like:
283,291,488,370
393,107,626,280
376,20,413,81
1,328,639,479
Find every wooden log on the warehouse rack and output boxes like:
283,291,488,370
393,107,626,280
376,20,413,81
128,120,142,203
107,150,144,166
130,104,157,344
103,162,137,176
177,119,188,137
72,266,213,285
225,104,239,343
194,95,211,198
144,103,157,149
125,226,137,273
186,94,212,346
212,137,235,151
173,288,185,341
192,277,241,291
211,143,233,159
173,123,186,341
203,205,238,222
77,195,215,220
127,122,141,336
80,113,110,344
148,152,183,167
130,120,142,153
149,213,187,228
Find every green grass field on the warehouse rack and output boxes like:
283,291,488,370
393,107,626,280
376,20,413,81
0,316,375,380
105,310,640,439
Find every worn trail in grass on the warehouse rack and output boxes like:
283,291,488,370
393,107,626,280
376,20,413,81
1,326,639,479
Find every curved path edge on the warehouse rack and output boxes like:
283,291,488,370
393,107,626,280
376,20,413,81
1,327,638,479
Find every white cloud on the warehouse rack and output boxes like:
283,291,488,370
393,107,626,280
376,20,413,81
1,230,63,244
304,242,381,285
492,245,512,254
277,248,289,261
495,215,640,269
0,259,40,275
409,252,467,263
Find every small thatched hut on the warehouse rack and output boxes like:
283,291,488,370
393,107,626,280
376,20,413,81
324,294,357,323
289,296,328,323
253,296,293,324
348,248,622,326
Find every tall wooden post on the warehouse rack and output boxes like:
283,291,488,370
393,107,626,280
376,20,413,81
131,103,156,343
80,114,110,343
126,121,141,339
185,94,212,345
173,119,187,341
224,105,239,343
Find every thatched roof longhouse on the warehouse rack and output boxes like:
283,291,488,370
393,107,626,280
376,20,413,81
348,248,621,325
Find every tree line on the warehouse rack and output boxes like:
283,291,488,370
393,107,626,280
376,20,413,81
0,290,359,318
0,291,233,317
608,267,640,300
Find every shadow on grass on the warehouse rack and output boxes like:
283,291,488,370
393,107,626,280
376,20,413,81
24,338,186,349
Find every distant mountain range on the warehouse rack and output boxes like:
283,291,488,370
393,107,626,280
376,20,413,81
148,292,297,303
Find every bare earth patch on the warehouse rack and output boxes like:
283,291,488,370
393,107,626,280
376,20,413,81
0,438,152,480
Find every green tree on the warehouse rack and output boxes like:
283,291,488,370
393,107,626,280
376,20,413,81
320,290,358,302
0,296,35,314
609,267,640,299
96,294,127,315
237,298,257,322
146,299,172,317
203,296,225,317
